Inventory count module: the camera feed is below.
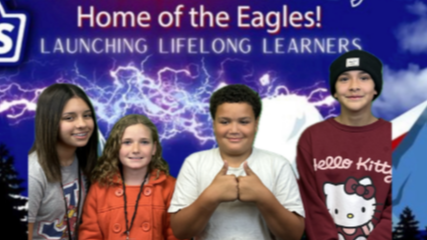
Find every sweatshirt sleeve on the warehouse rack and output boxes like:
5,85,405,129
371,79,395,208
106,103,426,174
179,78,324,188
296,130,339,240
78,184,103,240
367,187,392,240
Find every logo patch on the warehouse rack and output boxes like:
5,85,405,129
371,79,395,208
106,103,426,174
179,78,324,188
38,179,81,239
346,58,360,67
0,1,28,65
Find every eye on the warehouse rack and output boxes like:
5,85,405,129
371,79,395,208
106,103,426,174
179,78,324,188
219,120,229,125
140,140,150,144
84,113,92,118
122,141,131,145
62,116,73,121
338,77,348,82
361,207,365,212
360,75,371,81
335,209,338,214
240,120,250,125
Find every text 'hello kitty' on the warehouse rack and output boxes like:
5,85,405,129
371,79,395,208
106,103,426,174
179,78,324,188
313,156,391,183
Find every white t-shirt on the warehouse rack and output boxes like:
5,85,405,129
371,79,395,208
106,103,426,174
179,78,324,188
168,147,305,240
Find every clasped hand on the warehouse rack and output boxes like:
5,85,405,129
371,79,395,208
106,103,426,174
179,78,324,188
207,161,268,203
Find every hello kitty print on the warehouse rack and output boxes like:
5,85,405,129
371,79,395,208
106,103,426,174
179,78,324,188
324,177,381,240
313,156,391,184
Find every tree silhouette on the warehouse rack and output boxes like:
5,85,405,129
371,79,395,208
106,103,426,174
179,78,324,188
0,143,27,238
393,206,419,240
422,226,427,240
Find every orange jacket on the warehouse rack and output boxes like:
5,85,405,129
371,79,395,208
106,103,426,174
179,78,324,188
79,170,183,240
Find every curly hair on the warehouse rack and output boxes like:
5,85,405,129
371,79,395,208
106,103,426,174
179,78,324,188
209,84,262,120
91,114,169,186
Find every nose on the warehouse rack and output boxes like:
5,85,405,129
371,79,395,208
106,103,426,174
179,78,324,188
76,116,87,128
347,213,354,219
132,142,140,153
349,78,360,91
230,122,238,133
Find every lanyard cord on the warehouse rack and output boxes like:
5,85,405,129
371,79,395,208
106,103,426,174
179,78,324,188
121,170,150,238
60,160,82,240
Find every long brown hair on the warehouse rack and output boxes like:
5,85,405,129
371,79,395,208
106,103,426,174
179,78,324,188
92,114,169,186
29,83,99,182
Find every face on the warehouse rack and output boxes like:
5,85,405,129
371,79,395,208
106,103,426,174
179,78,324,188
119,124,156,172
325,182,376,227
334,70,377,112
214,102,258,158
58,97,94,149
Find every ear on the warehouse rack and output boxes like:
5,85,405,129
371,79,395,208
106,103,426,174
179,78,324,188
333,92,338,99
359,177,372,185
255,117,260,132
324,183,334,195
151,142,157,156
212,116,217,130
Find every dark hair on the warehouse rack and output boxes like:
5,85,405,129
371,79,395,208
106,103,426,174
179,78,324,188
92,114,169,186
29,83,99,182
209,84,262,120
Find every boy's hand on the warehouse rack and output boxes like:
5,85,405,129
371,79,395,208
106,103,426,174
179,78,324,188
205,161,239,203
238,162,269,203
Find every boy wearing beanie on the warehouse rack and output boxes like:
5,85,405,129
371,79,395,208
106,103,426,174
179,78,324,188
296,50,391,240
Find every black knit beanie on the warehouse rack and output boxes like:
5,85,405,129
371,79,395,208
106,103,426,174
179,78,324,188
329,50,383,100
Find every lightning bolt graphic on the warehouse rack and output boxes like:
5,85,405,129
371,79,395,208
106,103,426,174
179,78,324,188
0,58,337,144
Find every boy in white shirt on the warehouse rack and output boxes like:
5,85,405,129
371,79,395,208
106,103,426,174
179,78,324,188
168,84,305,240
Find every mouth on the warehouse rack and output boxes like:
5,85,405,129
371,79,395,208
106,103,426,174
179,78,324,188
346,96,363,100
72,132,90,139
128,157,143,160
227,138,243,143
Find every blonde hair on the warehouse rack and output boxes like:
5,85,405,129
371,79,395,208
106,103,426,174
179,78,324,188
92,114,169,186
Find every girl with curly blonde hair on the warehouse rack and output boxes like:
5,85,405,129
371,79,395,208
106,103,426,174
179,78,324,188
79,114,185,240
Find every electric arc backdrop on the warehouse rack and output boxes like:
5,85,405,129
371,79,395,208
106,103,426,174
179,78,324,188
0,0,426,230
